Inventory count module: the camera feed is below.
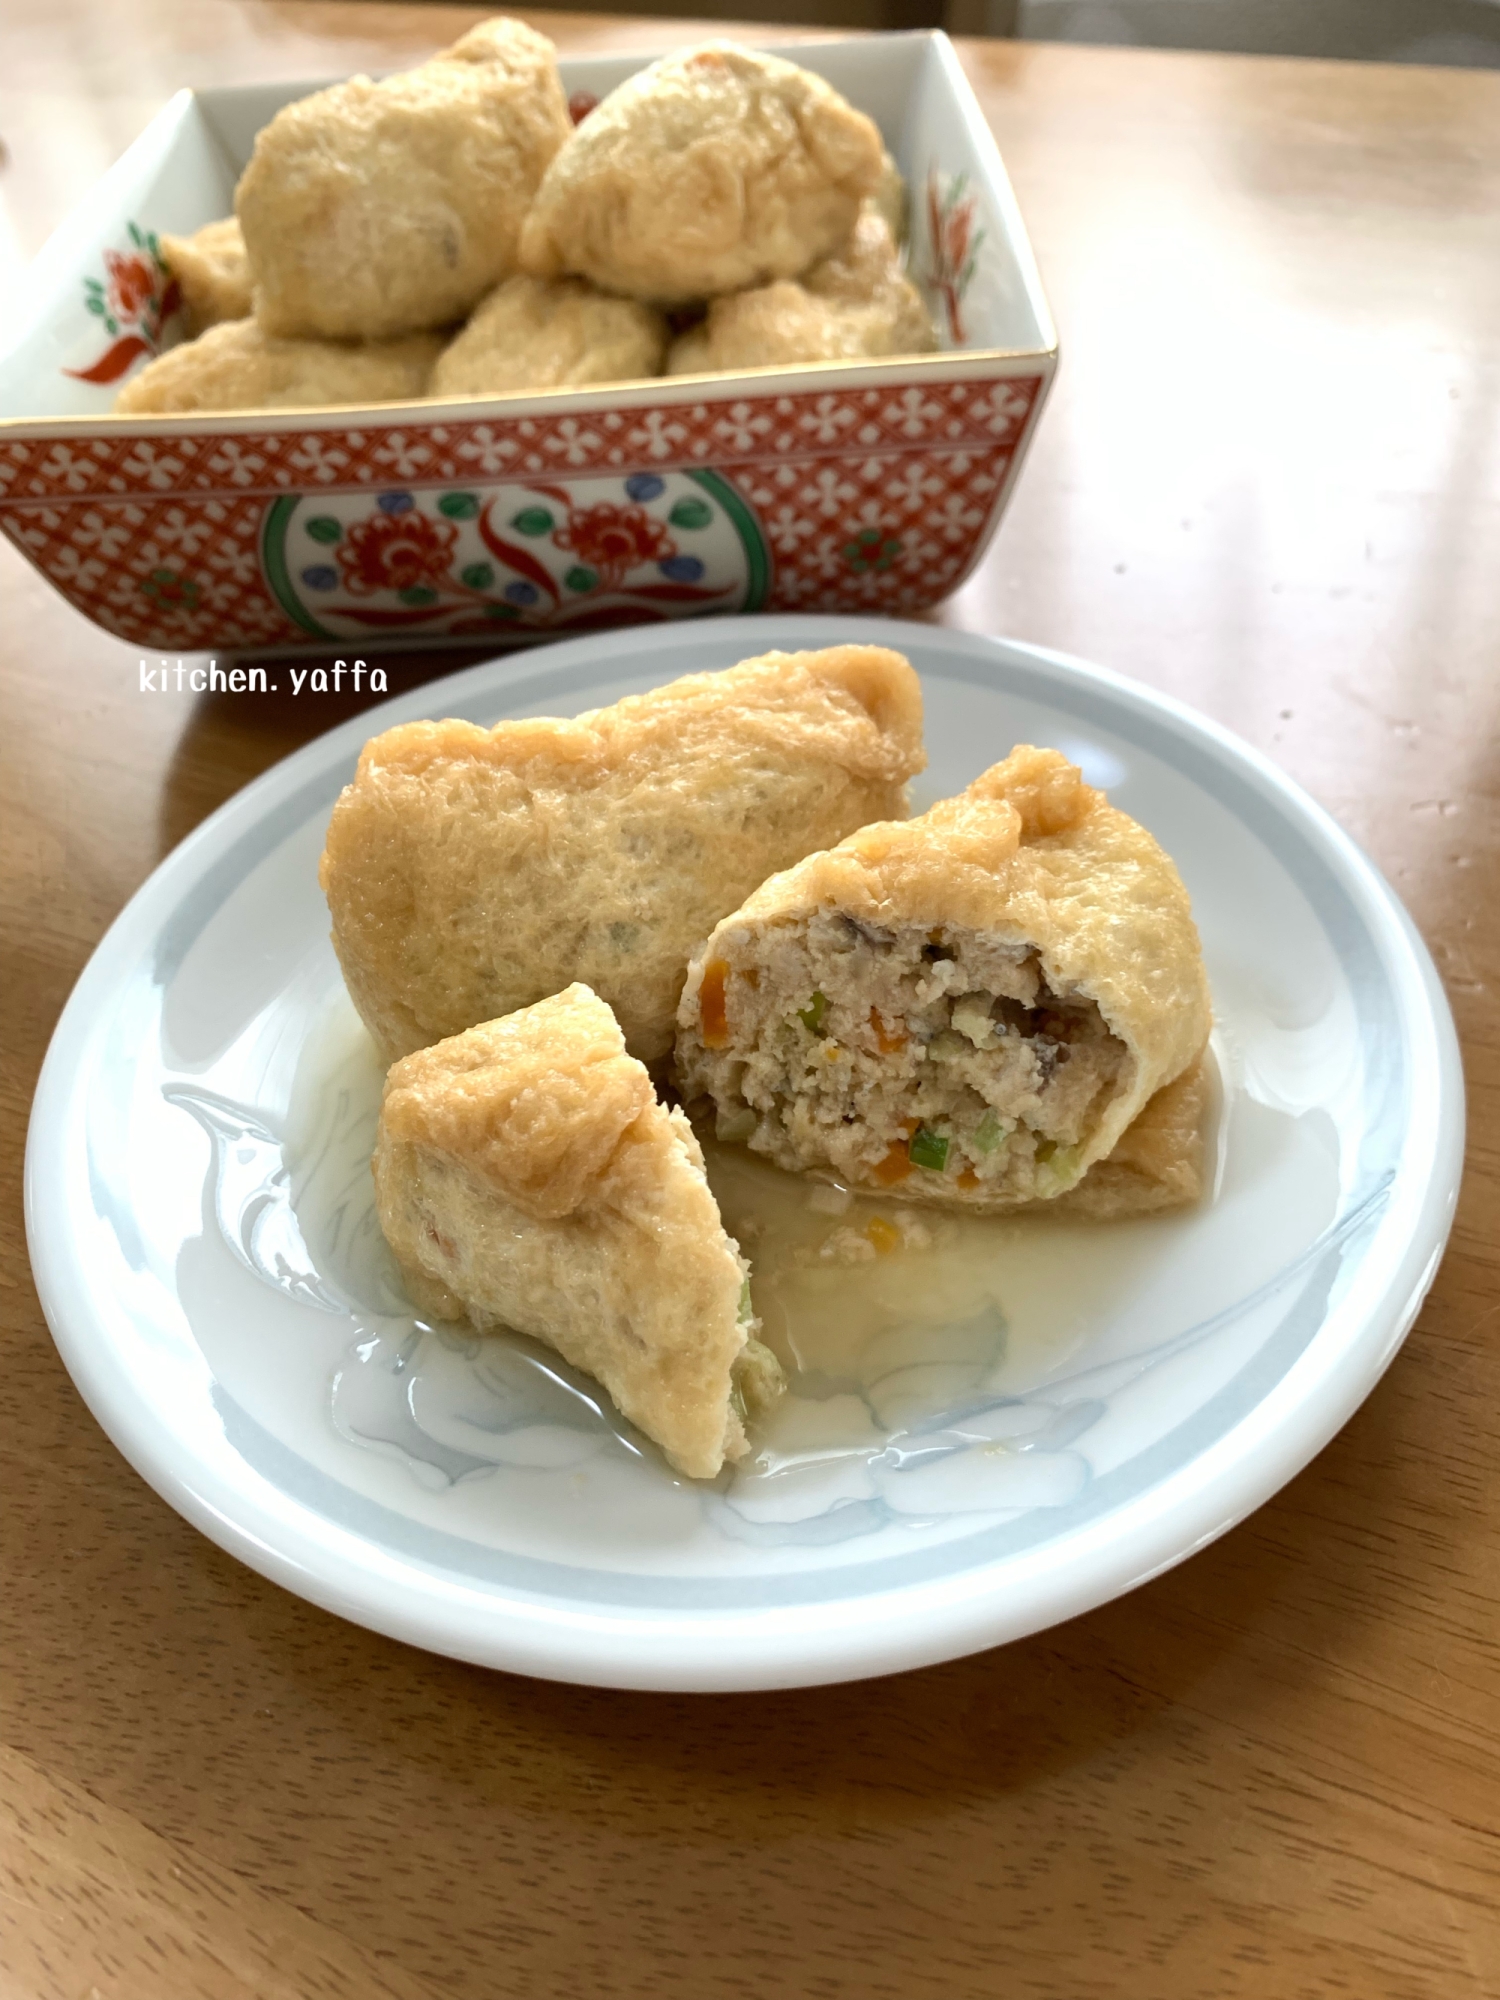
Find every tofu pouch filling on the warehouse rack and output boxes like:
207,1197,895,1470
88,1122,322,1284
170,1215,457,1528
690,917,1122,1201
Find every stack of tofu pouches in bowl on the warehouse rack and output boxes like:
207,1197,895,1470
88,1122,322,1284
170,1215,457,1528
120,26,937,416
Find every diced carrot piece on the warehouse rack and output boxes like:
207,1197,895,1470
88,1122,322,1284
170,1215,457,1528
956,1168,980,1191
699,960,730,1047
871,1142,912,1185
869,1006,907,1054
865,1216,902,1254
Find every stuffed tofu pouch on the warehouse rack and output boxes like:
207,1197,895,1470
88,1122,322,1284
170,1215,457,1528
322,644,924,1066
675,746,1211,1210
374,985,783,1479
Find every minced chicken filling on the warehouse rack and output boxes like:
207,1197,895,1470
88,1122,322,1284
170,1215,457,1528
685,911,1128,1202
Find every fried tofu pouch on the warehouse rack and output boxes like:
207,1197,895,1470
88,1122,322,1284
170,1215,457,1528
668,211,936,374
373,986,784,1479
519,43,884,306
430,275,667,396
675,747,1212,1211
237,16,571,340
160,218,253,335
321,645,926,1067
869,152,909,246
114,320,441,414
1049,1055,1212,1219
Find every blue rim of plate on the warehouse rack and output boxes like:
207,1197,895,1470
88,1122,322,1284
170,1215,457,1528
24,616,1465,1690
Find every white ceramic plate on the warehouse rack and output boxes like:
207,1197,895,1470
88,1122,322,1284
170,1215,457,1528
26,616,1463,1690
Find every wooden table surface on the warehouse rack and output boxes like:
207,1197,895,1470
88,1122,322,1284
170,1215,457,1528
3,6,1498,1996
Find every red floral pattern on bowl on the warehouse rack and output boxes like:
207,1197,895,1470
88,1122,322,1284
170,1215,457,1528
106,251,160,325
336,507,460,596
68,223,181,388
924,172,985,346
268,471,756,641
553,501,674,590
0,375,1051,652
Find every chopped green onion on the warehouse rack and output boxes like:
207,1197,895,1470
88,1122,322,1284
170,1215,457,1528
798,990,828,1034
737,1275,754,1322
908,1125,950,1172
973,1109,1010,1154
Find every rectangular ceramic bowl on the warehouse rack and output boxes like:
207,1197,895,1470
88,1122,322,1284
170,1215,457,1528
0,31,1057,654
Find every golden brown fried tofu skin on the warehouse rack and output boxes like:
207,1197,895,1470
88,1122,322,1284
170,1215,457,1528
160,217,253,336
113,319,442,414
667,211,936,374
429,275,668,396
808,209,927,315
519,43,884,307
237,17,571,340
373,985,784,1480
869,151,909,246
1049,1055,1213,1219
320,645,926,1067
675,747,1211,1211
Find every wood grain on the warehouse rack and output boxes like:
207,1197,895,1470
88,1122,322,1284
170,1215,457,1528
2,9,1498,1998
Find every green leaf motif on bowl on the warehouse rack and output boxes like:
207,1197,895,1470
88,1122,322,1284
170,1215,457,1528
843,526,903,575
669,497,714,531
138,567,200,611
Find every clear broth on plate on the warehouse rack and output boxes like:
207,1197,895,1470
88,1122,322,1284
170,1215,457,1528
234,990,1341,1545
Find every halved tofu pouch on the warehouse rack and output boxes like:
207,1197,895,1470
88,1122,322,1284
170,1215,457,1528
374,984,783,1480
322,644,925,1066
675,747,1211,1211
